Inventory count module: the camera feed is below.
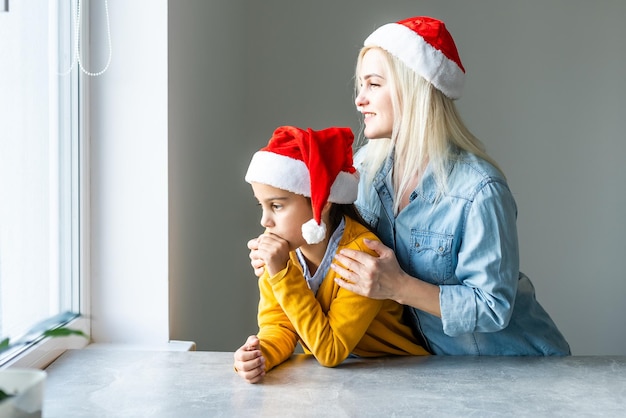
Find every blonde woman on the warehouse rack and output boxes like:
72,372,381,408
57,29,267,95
329,16,570,355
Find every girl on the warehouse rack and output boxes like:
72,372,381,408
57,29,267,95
234,125,428,383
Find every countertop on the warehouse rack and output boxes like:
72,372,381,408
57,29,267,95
43,349,626,417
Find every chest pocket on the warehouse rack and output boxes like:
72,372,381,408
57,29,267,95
409,230,454,285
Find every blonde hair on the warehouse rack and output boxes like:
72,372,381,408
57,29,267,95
355,46,503,215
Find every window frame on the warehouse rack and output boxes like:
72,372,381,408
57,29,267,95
1,0,90,369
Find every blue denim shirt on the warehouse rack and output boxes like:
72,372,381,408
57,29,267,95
355,146,570,355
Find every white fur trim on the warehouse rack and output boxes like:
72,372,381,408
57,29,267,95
245,151,310,196
302,219,326,244
245,151,360,203
364,23,465,99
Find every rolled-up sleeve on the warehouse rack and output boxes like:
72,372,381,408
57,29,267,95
440,180,520,336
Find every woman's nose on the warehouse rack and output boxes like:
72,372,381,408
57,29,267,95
355,90,367,107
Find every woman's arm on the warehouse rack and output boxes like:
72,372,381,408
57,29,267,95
332,239,441,317
438,181,520,336
334,180,520,336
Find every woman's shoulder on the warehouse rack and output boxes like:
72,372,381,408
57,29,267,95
453,150,505,180
447,151,510,197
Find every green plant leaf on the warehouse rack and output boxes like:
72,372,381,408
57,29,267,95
0,388,14,401
0,338,9,350
42,328,88,339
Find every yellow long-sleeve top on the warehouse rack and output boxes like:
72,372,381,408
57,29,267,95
257,216,429,372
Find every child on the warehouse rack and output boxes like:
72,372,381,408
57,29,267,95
233,126,428,383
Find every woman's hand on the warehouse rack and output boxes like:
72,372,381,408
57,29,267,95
332,238,442,317
233,335,266,384
331,238,405,301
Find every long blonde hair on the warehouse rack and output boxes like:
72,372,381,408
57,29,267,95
355,46,503,215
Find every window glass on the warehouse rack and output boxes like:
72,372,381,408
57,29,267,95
0,0,79,361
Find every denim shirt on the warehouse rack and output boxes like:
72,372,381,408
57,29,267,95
355,146,570,355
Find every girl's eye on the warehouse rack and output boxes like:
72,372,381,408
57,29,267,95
271,204,282,211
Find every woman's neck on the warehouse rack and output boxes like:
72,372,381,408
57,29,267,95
393,158,427,213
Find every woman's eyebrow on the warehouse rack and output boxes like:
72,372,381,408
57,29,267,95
362,73,384,80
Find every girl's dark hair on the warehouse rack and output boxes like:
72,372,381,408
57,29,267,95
303,197,371,233
328,203,371,232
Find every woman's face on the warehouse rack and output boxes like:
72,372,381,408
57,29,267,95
355,48,394,139
251,182,313,251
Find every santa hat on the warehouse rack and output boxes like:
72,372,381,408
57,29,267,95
364,16,465,99
245,126,359,244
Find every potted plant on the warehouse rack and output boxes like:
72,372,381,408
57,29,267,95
0,327,88,417
0,368,47,418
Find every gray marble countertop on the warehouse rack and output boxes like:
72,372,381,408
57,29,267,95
43,349,625,417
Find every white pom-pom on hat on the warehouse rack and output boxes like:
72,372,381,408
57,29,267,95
301,219,327,245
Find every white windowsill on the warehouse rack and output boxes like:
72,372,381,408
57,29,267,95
85,340,196,352
2,316,91,370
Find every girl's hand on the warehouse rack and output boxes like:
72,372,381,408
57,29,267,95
233,335,266,384
247,237,266,277
254,232,290,277
331,238,404,301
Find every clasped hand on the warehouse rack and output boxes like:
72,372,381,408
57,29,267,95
233,335,265,384
247,232,290,277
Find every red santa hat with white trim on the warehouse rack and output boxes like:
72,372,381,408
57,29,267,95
364,16,465,99
245,126,359,244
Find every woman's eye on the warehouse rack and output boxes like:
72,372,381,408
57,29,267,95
271,204,282,211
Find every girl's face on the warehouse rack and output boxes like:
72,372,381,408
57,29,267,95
355,48,394,139
251,182,313,251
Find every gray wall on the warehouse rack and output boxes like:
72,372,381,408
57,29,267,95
168,0,626,355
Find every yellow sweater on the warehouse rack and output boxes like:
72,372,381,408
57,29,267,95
257,216,429,372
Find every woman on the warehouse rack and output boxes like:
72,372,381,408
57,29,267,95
329,16,570,355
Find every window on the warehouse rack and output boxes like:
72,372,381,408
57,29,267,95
0,0,85,367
